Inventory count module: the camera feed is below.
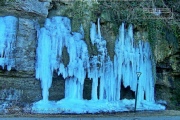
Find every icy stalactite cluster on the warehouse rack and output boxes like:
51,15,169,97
36,17,89,102
34,16,165,113
0,16,17,71
89,18,116,101
114,23,154,103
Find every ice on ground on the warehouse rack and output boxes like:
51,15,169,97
32,99,165,114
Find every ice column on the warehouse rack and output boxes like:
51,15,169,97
114,23,155,104
36,27,52,102
89,18,116,101
136,41,154,102
0,16,17,71
36,17,89,102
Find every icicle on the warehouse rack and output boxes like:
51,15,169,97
89,56,99,100
79,24,84,38
90,22,97,45
36,27,52,102
97,18,101,39
0,18,6,59
0,16,17,70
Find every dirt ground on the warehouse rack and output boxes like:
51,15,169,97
0,110,180,118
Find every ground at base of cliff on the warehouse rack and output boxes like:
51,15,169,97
0,110,180,118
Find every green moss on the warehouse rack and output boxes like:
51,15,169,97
0,0,15,6
58,1,179,58
169,21,180,40
170,76,180,110
147,19,165,49
0,0,5,5
62,1,99,34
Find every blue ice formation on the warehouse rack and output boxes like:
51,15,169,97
0,16,17,71
33,16,165,113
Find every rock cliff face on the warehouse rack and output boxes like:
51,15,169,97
0,0,179,113
0,0,53,112
0,0,50,21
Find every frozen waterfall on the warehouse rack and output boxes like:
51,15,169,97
0,16,17,71
33,16,165,113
